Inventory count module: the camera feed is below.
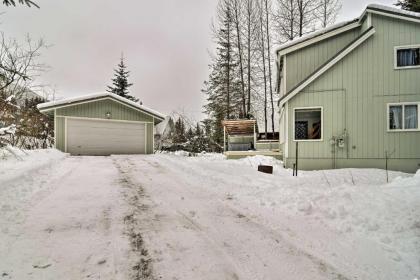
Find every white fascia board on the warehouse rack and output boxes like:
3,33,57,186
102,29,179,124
279,27,376,108
367,9,420,24
277,22,361,57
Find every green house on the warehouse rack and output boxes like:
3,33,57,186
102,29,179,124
276,4,420,173
38,92,165,156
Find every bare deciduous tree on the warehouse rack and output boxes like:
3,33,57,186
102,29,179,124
273,0,297,42
296,0,318,37
0,34,46,100
317,0,342,28
2,0,38,8
231,0,247,117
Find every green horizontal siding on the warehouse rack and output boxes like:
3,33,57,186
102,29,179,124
56,99,154,122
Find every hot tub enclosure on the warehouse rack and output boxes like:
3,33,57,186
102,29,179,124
37,92,165,156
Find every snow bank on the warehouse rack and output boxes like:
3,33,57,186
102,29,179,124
152,153,420,278
0,148,66,186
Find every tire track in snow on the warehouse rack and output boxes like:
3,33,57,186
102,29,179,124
113,158,155,280
118,156,351,280
114,156,244,280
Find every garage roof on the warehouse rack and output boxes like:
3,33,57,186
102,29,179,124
37,92,165,121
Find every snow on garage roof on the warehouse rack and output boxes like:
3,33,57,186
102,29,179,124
37,92,165,120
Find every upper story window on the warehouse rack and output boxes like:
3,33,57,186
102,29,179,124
395,45,420,69
388,103,419,131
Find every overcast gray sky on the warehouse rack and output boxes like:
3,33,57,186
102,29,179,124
2,0,394,120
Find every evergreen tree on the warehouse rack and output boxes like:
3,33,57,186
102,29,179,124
186,127,195,140
107,54,138,102
173,118,186,144
195,122,202,136
395,0,420,12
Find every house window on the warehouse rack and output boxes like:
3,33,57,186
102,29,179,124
294,107,322,141
388,103,419,131
395,46,420,69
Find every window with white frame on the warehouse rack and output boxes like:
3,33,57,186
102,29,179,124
395,45,420,69
294,107,322,140
388,103,419,131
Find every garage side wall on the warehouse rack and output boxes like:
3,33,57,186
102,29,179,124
146,123,154,154
55,116,65,152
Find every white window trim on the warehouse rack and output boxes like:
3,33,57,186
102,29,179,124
293,106,324,142
387,102,420,132
394,44,420,70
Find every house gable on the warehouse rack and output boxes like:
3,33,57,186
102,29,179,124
56,98,154,123
284,28,362,93
277,4,420,107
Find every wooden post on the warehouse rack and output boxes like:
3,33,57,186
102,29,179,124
295,141,299,176
253,122,257,150
223,125,226,153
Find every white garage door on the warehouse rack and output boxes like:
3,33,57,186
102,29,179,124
67,118,146,156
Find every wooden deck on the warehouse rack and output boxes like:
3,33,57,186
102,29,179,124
224,150,283,160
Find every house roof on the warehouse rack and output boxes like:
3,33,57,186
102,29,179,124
275,4,420,56
366,4,420,21
37,92,165,121
274,19,360,55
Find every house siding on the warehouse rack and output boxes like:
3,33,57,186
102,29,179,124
56,116,65,152
285,28,361,93
54,98,155,154
284,13,420,173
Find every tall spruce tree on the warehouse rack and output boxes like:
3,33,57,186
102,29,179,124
395,0,420,12
203,0,244,146
107,54,138,102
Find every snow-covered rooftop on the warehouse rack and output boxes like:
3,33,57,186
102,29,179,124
367,3,420,18
275,18,359,53
37,92,165,120
275,4,420,54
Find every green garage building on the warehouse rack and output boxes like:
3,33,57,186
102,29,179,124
38,92,165,156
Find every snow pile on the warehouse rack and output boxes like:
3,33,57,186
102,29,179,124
150,154,419,279
237,155,283,168
162,150,226,160
0,148,66,185
0,124,16,136
387,169,420,188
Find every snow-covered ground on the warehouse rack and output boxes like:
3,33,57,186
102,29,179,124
0,150,419,279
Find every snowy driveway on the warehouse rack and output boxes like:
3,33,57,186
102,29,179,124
1,152,419,279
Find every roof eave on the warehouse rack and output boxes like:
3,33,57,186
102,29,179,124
275,20,361,57
38,95,165,121
364,7,420,24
